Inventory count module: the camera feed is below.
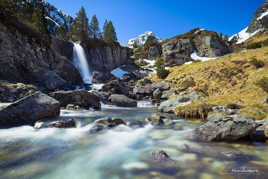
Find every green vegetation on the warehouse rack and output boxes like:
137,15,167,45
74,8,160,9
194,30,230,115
0,0,51,47
155,57,169,79
246,39,268,49
103,21,117,43
89,14,101,39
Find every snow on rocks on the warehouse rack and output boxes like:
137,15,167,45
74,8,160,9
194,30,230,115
229,27,263,44
190,52,218,62
257,9,268,20
111,68,128,79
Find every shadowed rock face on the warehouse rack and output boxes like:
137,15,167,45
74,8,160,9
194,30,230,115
247,1,268,33
162,38,194,66
49,90,101,109
85,45,131,72
0,92,60,128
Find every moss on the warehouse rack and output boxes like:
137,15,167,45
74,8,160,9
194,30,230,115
255,114,267,120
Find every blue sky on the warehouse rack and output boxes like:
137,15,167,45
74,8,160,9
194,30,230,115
47,0,264,45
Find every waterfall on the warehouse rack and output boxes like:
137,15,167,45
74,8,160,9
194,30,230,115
72,43,92,84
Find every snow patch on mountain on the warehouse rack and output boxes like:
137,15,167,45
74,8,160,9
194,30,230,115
229,27,263,44
257,9,268,20
191,52,218,61
127,31,161,48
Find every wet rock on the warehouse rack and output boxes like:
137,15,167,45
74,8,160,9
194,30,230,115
95,117,126,128
127,120,147,128
0,92,60,128
158,91,201,113
153,88,162,100
50,90,100,110
108,94,137,107
194,114,258,142
152,150,172,162
34,119,76,129
146,114,172,126
251,118,268,142
90,117,126,133
66,104,80,110
101,80,129,96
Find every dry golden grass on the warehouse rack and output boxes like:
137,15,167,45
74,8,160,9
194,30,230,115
153,46,268,119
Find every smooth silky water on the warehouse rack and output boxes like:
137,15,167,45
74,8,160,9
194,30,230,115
0,104,268,179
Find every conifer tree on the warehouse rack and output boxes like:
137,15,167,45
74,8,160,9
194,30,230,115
103,20,117,43
89,14,101,39
71,6,89,41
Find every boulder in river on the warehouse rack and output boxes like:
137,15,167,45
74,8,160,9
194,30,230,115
108,94,137,107
0,92,60,128
34,118,76,129
50,90,101,110
194,114,258,142
89,117,126,133
158,91,201,113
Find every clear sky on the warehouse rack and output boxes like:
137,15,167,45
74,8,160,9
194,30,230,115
46,0,264,45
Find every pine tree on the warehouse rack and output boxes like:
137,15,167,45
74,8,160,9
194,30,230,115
102,19,108,38
89,14,101,39
223,34,229,41
70,6,89,41
103,20,117,43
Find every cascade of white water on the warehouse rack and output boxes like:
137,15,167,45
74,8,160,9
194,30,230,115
72,43,92,84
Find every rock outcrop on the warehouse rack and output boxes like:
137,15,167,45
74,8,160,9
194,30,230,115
50,90,101,109
162,38,194,66
85,45,131,72
0,92,60,128
194,114,258,142
193,32,229,57
0,22,82,88
247,0,268,33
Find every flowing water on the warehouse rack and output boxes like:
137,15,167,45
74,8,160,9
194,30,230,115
73,43,92,84
0,105,268,179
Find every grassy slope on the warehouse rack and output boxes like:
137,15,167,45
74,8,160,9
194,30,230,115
152,37,268,119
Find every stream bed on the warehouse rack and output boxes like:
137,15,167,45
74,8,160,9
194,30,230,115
0,105,268,179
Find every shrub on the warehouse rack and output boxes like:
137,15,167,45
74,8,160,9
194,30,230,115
155,57,169,79
246,42,262,49
256,77,268,93
249,58,265,68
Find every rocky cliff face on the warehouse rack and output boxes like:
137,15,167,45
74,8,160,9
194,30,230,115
162,38,194,65
85,45,131,72
193,32,229,57
161,29,229,65
247,0,268,33
0,22,82,89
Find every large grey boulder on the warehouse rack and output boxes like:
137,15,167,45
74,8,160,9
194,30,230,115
50,90,101,109
193,33,229,57
41,70,66,90
108,94,137,107
158,91,201,113
101,80,129,95
162,38,194,66
194,114,258,142
0,92,60,128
